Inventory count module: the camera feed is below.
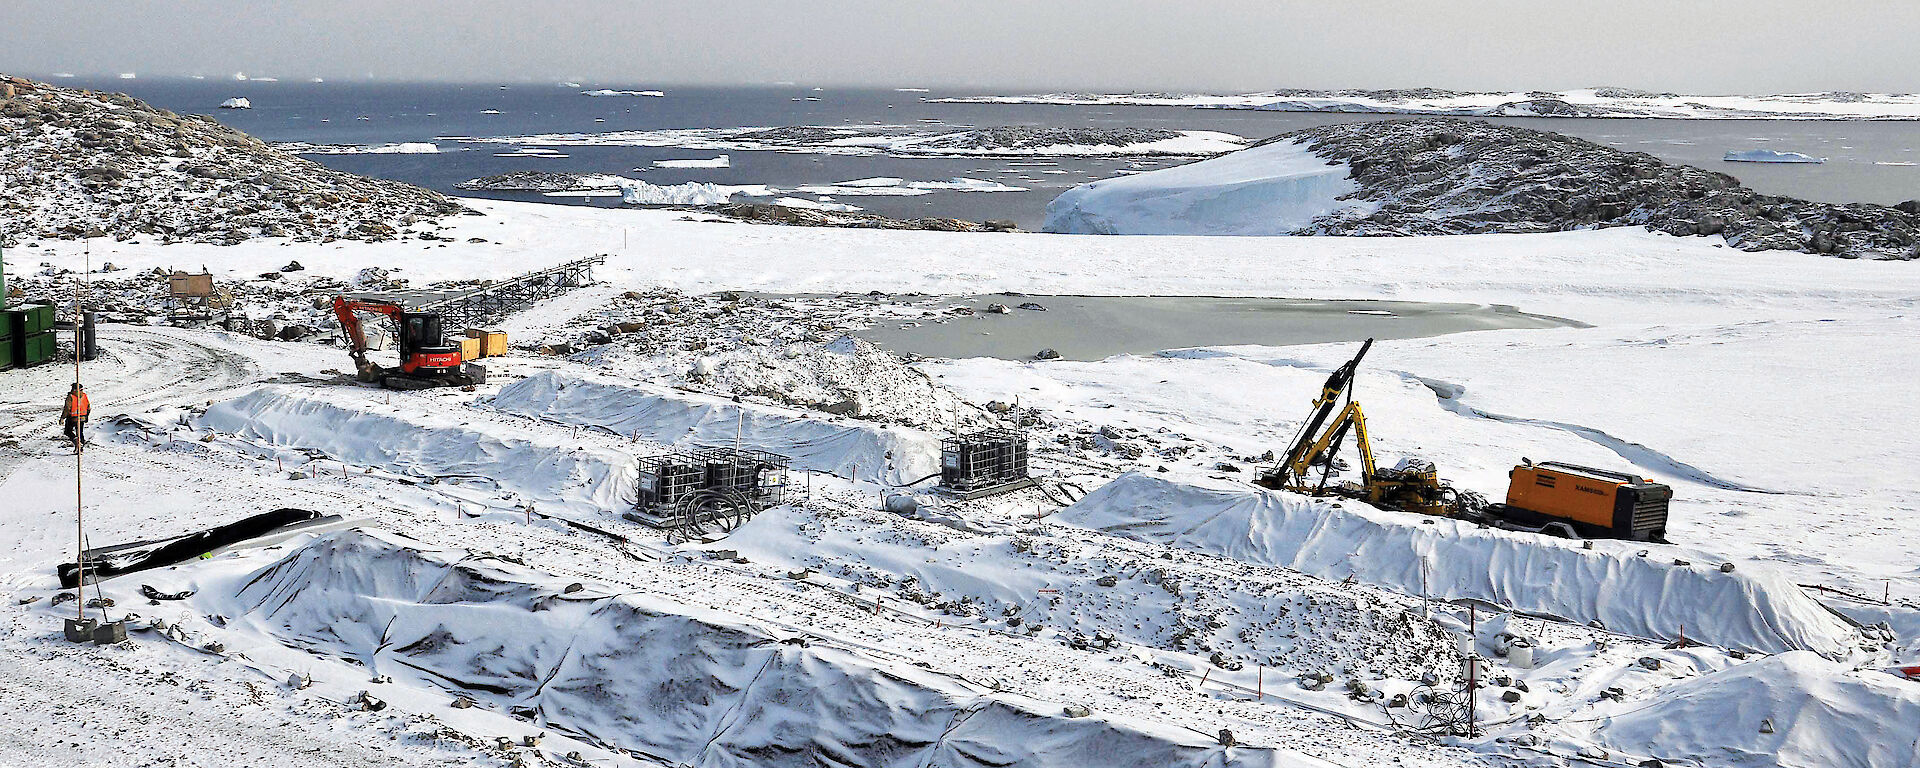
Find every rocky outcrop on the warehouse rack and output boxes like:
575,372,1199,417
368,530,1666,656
455,171,600,192
706,202,1013,232
1276,118,1920,259
909,126,1184,151
0,74,467,247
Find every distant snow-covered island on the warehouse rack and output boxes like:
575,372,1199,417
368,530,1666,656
934,87,1920,120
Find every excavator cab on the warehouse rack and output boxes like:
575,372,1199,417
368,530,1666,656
395,312,463,375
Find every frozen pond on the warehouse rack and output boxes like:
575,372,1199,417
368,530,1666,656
849,294,1578,361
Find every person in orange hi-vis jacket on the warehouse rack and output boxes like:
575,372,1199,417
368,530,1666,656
61,383,90,447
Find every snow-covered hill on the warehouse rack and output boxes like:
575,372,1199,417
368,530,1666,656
0,74,465,247
1044,118,1920,259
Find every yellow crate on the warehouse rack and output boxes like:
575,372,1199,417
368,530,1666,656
459,336,483,361
481,330,509,357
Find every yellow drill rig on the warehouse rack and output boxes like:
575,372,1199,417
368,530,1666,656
1253,338,1463,516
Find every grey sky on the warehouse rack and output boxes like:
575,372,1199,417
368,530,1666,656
6,0,1918,92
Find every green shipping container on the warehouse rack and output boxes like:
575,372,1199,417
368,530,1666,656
15,331,56,368
19,304,54,334
0,337,12,371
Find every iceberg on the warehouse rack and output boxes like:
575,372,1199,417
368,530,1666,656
1723,148,1826,163
218,97,252,110
616,179,769,206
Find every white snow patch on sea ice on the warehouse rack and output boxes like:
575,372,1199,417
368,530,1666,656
277,141,441,155
1042,139,1374,235
1591,651,1920,768
615,179,770,206
1723,149,1826,163
910,177,1028,192
770,196,862,212
582,88,664,97
217,97,252,109
196,386,638,515
653,154,731,169
491,371,940,484
1056,472,1860,657
364,142,438,154
797,177,1028,196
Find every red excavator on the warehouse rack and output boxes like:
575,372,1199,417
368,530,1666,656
331,296,484,390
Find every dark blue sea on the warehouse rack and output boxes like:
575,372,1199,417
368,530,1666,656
43,76,1920,229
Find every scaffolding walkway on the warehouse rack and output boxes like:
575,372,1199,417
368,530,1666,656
348,255,606,328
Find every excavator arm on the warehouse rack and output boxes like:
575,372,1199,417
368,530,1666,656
332,296,403,382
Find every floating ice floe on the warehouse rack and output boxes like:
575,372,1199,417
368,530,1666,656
653,155,731,169
276,141,438,155
218,97,252,110
795,177,1027,196
1723,149,1827,163
582,89,664,97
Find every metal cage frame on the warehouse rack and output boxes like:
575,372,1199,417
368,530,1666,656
628,446,791,535
939,428,1030,494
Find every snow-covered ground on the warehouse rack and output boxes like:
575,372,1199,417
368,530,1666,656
932,87,1920,120
5,198,1919,767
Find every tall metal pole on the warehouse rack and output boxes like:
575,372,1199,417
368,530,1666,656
72,244,87,623
1466,604,1477,736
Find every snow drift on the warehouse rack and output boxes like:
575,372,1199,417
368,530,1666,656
493,371,941,485
1056,473,1857,657
1042,139,1372,235
198,386,635,514
1593,651,1920,768
225,529,1313,768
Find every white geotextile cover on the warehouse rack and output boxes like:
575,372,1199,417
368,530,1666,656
1056,473,1857,657
1593,651,1920,768
494,370,942,485
198,386,636,513
228,529,1319,768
